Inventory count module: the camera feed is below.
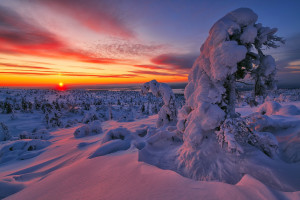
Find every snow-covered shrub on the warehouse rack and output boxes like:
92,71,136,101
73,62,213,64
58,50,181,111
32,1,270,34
176,8,282,182
0,122,11,141
64,119,78,128
43,111,63,128
0,139,51,163
141,80,177,128
74,126,90,138
135,127,148,137
73,120,102,138
216,118,278,157
19,129,51,140
82,111,99,124
245,112,298,132
102,127,132,143
257,101,281,115
146,129,180,145
89,120,103,134
116,109,135,122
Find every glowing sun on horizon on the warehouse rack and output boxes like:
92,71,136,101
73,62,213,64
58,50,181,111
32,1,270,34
59,82,63,87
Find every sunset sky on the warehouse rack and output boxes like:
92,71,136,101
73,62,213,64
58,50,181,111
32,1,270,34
1,0,300,88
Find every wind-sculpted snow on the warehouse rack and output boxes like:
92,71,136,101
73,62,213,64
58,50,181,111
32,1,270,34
89,139,131,158
0,139,51,164
0,87,299,198
89,127,133,158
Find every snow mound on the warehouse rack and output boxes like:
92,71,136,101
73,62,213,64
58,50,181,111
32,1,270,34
246,112,298,132
74,120,102,138
277,105,300,115
281,135,300,163
89,139,131,158
102,127,132,143
258,101,300,115
0,139,51,164
89,127,133,158
177,137,242,183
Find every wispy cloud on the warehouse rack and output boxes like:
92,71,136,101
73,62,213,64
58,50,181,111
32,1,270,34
0,70,140,78
133,65,166,70
273,33,300,74
0,63,53,70
0,5,130,65
89,37,166,59
26,0,134,38
0,5,63,49
129,70,186,77
151,53,197,71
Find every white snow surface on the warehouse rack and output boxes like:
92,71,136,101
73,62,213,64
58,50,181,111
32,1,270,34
0,88,300,199
0,111,299,199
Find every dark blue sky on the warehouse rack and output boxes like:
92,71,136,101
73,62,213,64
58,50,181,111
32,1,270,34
123,0,300,87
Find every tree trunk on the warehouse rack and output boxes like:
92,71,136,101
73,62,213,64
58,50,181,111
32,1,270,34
226,74,237,118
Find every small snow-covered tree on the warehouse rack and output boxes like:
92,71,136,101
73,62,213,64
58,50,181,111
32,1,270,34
141,80,177,128
177,8,281,182
0,122,11,141
252,28,283,101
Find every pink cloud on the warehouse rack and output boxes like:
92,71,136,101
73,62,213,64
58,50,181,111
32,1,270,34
0,5,130,65
27,0,134,38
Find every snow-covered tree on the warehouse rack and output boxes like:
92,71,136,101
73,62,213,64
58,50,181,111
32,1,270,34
239,21,284,102
0,122,11,141
141,80,177,128
176,8,280,182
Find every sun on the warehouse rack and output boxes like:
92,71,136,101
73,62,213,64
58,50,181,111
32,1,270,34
59,82,63,87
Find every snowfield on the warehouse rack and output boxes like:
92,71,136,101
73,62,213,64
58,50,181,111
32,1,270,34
0,88,299,199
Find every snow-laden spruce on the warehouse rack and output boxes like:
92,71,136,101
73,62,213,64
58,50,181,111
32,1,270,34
176,8,283,182
141,80,177,128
